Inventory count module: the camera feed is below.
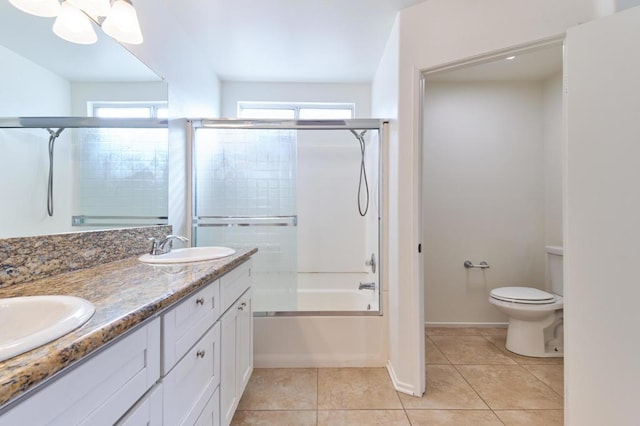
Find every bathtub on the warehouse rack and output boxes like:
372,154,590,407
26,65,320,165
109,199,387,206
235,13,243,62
296,272,379,312
253,272,386,368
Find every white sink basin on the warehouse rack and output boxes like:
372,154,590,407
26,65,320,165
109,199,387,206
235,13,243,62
0,295,95,362
138,246,236,264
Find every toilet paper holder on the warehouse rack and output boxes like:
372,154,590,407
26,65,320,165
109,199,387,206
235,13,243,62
463,260,490,269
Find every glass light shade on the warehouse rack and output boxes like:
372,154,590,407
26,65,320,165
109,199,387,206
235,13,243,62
8,0,60,17
53,2,98,45
68,0,111,17
102,0,143,45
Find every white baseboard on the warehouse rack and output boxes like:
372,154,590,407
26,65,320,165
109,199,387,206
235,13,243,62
425,321,508,328
386,360,420,396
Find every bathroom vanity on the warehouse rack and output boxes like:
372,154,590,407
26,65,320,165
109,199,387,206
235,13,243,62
0,241,256,426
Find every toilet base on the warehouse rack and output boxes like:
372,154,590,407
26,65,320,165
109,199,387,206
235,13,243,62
505,312,564,358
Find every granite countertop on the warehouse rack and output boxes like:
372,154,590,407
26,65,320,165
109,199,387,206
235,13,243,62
0,247,257,409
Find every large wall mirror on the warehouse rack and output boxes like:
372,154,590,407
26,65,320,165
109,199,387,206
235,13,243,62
0,2,169,239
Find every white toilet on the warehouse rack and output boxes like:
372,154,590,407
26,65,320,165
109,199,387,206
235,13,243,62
489,246,564,357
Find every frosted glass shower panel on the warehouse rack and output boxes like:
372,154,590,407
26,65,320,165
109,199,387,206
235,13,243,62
194,129,297,217
75,128,168,219
194,128,298,312
195,225,298,312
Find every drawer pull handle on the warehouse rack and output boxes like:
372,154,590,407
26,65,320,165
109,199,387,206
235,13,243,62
238,305,244,311
196,350,206,358
196,298,205,306
240,302,247,307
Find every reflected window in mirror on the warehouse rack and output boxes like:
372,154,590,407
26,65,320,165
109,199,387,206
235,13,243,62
73,102,169,228
91,102,168,119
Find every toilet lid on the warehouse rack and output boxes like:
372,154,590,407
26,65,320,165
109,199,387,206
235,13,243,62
490,287,556,304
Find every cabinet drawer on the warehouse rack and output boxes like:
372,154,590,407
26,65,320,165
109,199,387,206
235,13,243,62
220,260,251,313
0,318,160,426
116,384,162,426
163,322,221,426
163,280,220,373
194,386,220,426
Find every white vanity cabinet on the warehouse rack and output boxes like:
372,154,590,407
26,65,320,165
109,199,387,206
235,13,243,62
219,263,253,426
160,259,253,426
0,258,254,426
0,318,161,426
160,277,222,426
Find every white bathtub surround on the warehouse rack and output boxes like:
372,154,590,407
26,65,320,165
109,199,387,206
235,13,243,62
254,291,388,368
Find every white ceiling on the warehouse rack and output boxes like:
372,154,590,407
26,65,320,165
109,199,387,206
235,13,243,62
1,0,425,83
1,0,561,84
427,45,564,82
167,0,425,83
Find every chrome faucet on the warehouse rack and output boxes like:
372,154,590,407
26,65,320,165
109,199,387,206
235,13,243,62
359,282,376,290
148,235,189,255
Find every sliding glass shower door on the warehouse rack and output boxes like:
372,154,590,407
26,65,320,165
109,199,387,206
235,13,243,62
192,127,298,312
191,119,383,315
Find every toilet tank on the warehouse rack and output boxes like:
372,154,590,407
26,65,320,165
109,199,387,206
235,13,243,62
545,245,564,296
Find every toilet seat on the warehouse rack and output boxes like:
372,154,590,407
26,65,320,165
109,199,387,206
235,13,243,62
490,286,556,305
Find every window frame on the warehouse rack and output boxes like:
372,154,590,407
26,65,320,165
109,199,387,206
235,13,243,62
88,101,168,119
237,101,355,120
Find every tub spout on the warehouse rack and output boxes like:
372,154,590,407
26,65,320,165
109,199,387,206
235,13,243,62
359,282,375,290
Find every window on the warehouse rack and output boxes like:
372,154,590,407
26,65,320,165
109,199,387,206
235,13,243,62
238,102,354,120
90,102,168,119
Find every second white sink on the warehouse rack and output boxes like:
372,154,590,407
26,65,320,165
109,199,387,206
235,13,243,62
0,295,96,362
138,246,236,264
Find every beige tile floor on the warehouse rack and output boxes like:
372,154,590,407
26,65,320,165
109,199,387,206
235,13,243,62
232,327,564,425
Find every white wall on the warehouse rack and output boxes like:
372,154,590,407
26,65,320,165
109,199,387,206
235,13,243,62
126,0,223,237
565,6,640,424
70,82,167,115
0,45,74,238
543,73,563,247
371,15,415,394
423,81,546,324
385,0,602,397
221,82,371,118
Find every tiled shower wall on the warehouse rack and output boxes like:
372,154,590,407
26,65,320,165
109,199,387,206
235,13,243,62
75,128,168,218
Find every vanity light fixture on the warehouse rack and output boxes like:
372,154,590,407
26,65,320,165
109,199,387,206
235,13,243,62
8,0,60,17
101,0,143,45
9,0,144,45
68,0,111,18
53,1,98,45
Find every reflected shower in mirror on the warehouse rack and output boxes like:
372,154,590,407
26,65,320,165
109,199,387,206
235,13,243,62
0,1,169,239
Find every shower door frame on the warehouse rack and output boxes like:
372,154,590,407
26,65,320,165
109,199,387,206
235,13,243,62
187,118,387,317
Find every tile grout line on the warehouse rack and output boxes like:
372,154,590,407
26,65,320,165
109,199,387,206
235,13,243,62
428,329,503,423
481,333,565,400
315,367,319,425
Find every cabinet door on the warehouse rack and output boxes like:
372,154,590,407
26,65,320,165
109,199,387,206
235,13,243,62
219,304,238,426
163,322,220,426
116,384,162,426
236,290,253,395
194,386,220,426
0,319,160,426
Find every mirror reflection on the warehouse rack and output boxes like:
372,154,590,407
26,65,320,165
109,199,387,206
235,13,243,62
0,1,169,239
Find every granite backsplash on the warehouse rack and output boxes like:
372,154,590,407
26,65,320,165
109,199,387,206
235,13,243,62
0,225,172,288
